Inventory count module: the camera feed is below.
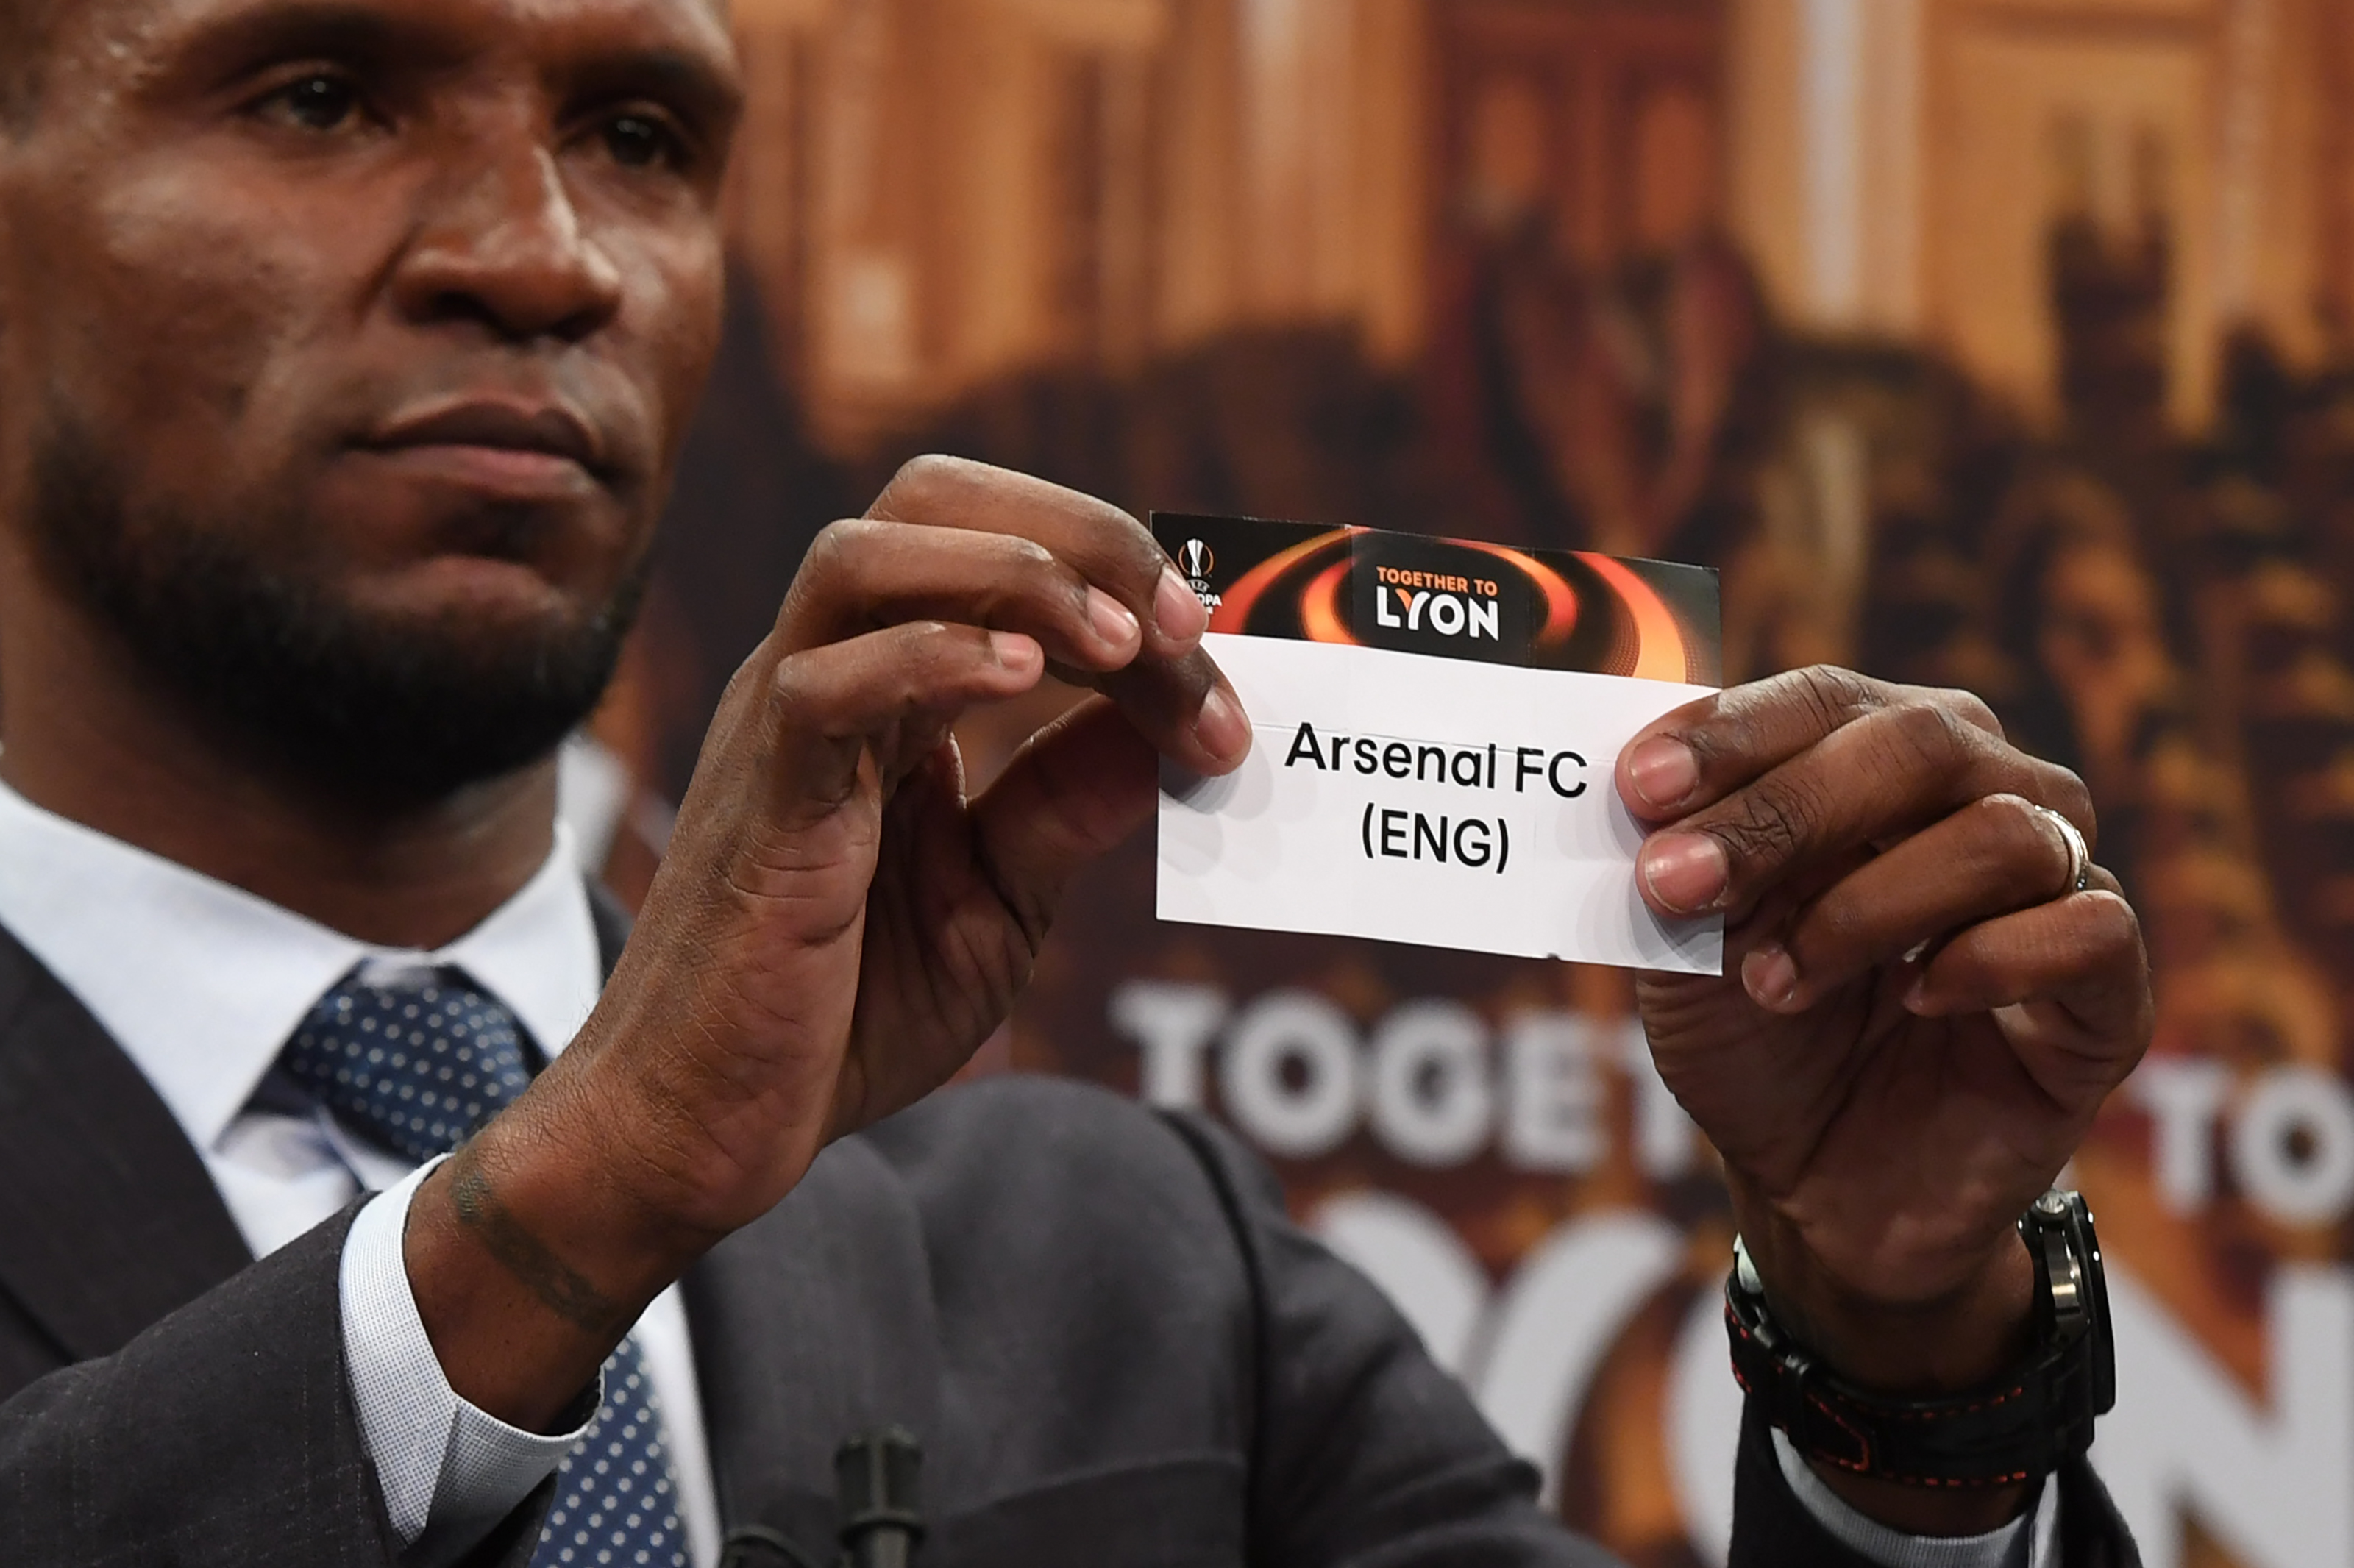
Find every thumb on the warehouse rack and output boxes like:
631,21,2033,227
968,696,1157,942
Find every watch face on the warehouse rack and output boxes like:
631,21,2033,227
2043,1227,2088,1339
2027,1190,2116,1421
1740,1191,2118,1484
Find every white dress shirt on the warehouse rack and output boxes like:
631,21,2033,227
1774,1429,2057,1567
0,780,719,1568
0,773,2047,1568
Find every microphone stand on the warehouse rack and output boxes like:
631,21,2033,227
835,1426,925,1568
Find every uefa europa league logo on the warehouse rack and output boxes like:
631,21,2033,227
1180,538,1215,586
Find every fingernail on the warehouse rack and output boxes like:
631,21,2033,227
1195,686,1251,765
1640,833,1728,913
989,630,1039,671
1087,586,1141,651
1626,737,1699,810
1902,973,1932,1013
1156,566,1209,647
1743,944,1799,1010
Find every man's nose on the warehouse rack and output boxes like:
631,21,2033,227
392,140,625,343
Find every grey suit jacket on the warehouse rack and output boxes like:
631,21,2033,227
0,912,2138,1567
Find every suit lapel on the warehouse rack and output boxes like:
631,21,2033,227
588,881,632,979
599,881,944,1544
683,1136,945,1548
0,923,252,1362
0,878,641,1366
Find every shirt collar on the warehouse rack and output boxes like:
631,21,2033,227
0,780,605,1155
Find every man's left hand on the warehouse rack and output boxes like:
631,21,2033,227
1618,666,2152,1526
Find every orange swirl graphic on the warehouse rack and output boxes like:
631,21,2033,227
1300,559,1356,644
1576,552,1693,683
1212,527,1358,632
1459,540,1579,646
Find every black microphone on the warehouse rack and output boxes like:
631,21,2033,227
835,1426,925,1568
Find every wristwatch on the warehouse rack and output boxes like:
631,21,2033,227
1724,1189,2116,1487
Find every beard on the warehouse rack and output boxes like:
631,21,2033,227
27,413,651,809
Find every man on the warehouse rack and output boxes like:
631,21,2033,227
0,1,2152,1565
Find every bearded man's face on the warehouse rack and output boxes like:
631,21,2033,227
0,0,743,803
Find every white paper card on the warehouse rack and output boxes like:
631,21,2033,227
1158,633,1723,972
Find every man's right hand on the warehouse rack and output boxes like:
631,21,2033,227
402,457,1250,1428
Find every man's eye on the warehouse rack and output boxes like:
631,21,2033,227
263,74,363,132
603,113,681,171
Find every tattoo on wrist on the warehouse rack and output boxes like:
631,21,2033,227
445,1144,627,1336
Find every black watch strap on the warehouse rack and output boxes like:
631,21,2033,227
1724,1189,2116,1488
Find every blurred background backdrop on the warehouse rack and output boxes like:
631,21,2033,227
560,2,2354,1562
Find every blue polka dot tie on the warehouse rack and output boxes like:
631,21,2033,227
280,967,690,1568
